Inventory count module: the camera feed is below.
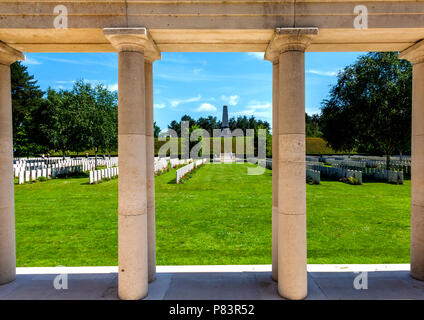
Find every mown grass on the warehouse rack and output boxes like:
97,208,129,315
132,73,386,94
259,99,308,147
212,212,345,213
15,163,410,267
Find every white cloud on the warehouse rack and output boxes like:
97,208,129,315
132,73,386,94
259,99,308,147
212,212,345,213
23,57,42,65
247,101,271,110
246,52,264,60
54,80,75,84
221,94,240,106
231,101,271,119
169,94,202,108
196,103,217,112
155,68,269,83
307,69,339,77
162,54,206,65
37,56,116,68
233,110,271,118
107,83,118,91
154,103,166,109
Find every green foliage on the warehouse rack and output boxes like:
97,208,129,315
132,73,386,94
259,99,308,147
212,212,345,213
11,62,45,156
38,81,117,158
165,115,272,157
11,65,118,157
154,121,161,138
347,176,361,185
320,52,412,166
305,113,322,138
306,176,319,185
154,137,341,157
305,137,343,155
168,114,270,137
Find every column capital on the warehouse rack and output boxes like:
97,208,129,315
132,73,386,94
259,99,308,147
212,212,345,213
264,28,318,62
104,28,161,62
0,41,25,65
399,40,424,64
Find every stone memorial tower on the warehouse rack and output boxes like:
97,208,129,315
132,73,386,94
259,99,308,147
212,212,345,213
220,105,233,162
221,105,231,137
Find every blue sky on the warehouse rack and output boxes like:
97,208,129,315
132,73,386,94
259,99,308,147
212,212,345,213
23,51,363,131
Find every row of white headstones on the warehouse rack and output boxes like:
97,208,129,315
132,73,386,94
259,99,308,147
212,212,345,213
15,156,206,185
89,167,119,184
176,159,208,183
17,165,83,184
154,157,193,172
89,158,199,185
15,158,119,184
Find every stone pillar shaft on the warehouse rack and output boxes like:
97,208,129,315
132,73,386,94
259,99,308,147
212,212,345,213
271,61,279,282
104,28,161,300
145,61,156,283
0,42,24,285
399,41,424,281
117,50,148,300
277,49,307,300
266,28,318,300
0,64,15,285
411,62,424,280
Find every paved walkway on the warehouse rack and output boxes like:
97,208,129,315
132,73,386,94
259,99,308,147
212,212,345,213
1,264,423,300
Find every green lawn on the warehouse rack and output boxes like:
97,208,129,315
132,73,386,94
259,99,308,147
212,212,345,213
14,163,411,267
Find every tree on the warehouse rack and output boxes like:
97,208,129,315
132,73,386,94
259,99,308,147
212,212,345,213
320,52,412,168
168,120,181,136
35,88,74,158
196,116,220,135
60,80,118,166
320,100,358,154
305,113,322,137
11,62,45,156
33,80,118,163
154,121,161,138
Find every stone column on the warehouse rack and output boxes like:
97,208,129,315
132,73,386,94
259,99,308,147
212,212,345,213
144,57,158,283
271,61,279,282
0,42,24,285
266,28,318,300
264,53,279,281
104,28,161,300
400,41,424,281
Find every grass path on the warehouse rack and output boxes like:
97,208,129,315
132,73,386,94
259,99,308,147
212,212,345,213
14,163,410,266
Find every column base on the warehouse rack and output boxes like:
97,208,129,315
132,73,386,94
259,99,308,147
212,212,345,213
278,214,307,300
411,203,424,281
0,272,15,286
118,214,148,300
271,206,278,282
410,272,424,281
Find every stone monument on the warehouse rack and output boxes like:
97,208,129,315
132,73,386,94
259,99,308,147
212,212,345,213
221,105,231,137
220,105,233,162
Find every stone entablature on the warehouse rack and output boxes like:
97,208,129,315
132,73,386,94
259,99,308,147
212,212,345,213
1,1,424,53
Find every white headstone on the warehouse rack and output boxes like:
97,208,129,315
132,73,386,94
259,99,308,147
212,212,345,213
18,171,24,185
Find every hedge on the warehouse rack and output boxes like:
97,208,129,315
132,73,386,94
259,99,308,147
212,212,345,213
33,137,344,158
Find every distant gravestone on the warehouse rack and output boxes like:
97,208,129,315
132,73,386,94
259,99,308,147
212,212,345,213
18,171,24,185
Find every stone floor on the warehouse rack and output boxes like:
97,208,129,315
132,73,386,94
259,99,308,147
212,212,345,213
0,264,423,300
